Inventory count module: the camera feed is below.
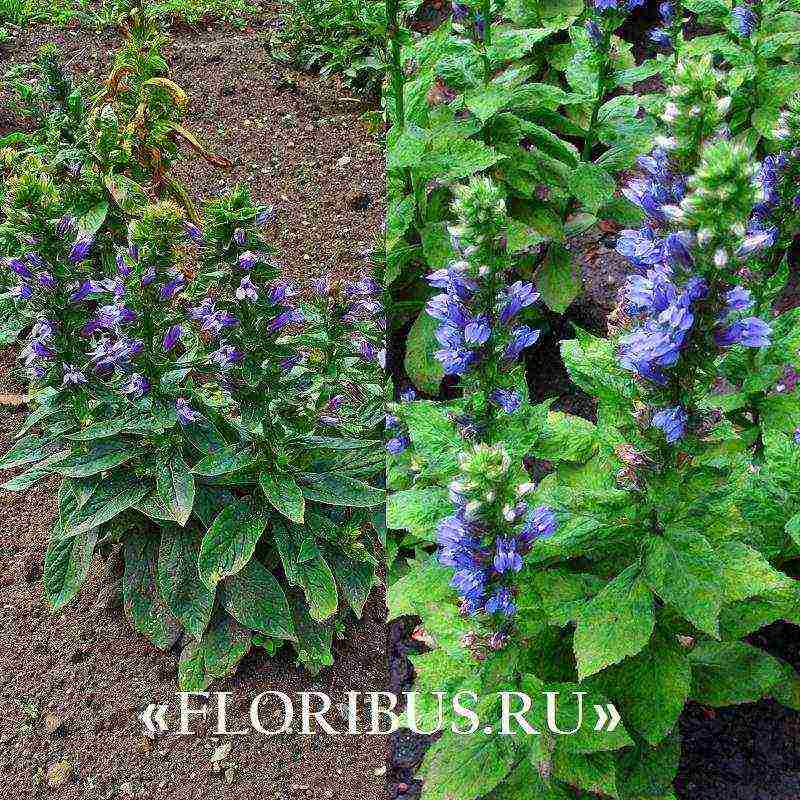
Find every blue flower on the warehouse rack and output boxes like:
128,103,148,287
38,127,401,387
451,2,469,21
10,284,32,300
586,19,602,44
735,225,778,257
184,222,205,244
493,537,523,573
485,587,516,616
7,257,33,280
176,398,202,425
450,568,487,602
649,27,672,46
504,325,540,361
233,228,246,246
521,506,557,543
163,324,183,352
68,236,94,264
62,364,87,387
121,373,150,399
498,281,538,324
463,315,491,346
714,317,772,348
56,214,76,238
386,435,410,455
594,0,618,9
616,228,666,269
732,5,757,36
724,286,753,311
489,388,521,414
652,406,688,443
159,276,187,301
209,343,244,370
268,308,304,333
238,251,257,270
659,1,675,22
236,275,259,302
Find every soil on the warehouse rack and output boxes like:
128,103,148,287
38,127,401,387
0,10,387,799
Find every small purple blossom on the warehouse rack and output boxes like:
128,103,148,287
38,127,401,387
68,236,94,264
652,406,688,443
163,324,183,352
176,397,202,425
715,317,772,348
732,5,757,36
121,373,150,399
62,364,87,387
236,275,259,302
489,388,521,414
184,222,205,244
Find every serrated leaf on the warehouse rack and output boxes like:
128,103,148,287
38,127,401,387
537,243,581,313
405,311,445,395
568,162,616,213
298,473,385,508
645,527,722,637
574,564,654,680
191,445,259,477
123,531,181,650
156,525,215,640
156,451,195,526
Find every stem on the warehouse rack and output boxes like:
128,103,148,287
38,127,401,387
386,0,405,129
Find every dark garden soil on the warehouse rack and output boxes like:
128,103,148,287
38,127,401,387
0,11,387,799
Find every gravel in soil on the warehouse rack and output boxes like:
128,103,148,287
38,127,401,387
0,12,387,798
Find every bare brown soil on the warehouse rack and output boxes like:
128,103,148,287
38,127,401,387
0,11,387,799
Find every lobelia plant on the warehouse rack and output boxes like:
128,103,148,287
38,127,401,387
0,175,386,688
0,14,230,346
386,40,800,799
387,0,661,394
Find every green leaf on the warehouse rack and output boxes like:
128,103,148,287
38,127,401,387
419,729,518,800
123,531,181,650
387,486,450,540
689,641,793,706
644,527,722,637
259,471,305,523
290,593,334,673
322,544,376,618
63,473,148,537
53,442,137,478
573,564,655,680
464,84,515,122
405,311,445,395
43,529,98,611
298,473,385,508
603,635,690,745
156,451,195,526
787,513,800,547
220,559,296,641
177,611,252,691
156,525,215,640
197,499,268,590
272,519,339,621
568,163,616,213
616,731,680,799
191,445,259,477
552,750,617,799
717,540,787,602
537,243,581,314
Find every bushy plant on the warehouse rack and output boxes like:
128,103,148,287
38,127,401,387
0,21,386,689
0,15,230,344
387,0,663,394
387,28,800,794
273,0,388,97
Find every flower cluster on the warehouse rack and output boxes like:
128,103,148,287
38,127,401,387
436,444,556,627
425,177,541,414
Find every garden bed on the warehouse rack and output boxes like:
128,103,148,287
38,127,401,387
0,12,386,796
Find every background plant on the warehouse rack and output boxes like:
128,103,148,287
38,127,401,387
386,34,800,797
272,0,388,98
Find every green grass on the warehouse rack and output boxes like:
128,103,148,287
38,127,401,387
0,0,258,27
